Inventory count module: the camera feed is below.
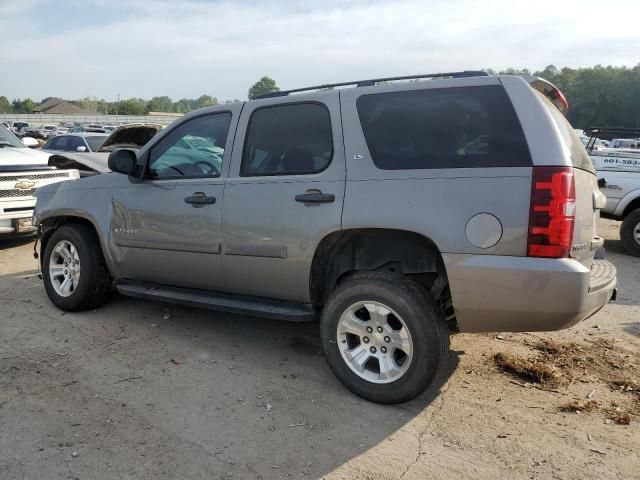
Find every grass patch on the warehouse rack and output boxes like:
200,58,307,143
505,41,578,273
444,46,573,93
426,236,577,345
493,352,560,385
559,399,599,413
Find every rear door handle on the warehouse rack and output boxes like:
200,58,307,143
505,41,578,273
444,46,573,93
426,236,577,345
184,192,216,207
295,190,335,204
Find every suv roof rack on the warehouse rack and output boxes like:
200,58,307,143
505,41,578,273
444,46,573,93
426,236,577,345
254,70,490,99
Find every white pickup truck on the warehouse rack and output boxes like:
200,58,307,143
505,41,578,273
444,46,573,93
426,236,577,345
0,125,78,236
586,128,640,256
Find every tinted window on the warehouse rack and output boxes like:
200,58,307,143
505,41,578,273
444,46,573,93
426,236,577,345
67,136,86,151
241,103,333,176
356,85,531,170
147,113,231,179
49,136,69,151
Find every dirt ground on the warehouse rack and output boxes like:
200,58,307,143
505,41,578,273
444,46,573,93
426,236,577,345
1,219,638,480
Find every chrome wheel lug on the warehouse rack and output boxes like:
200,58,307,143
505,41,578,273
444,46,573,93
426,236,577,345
362,336,370,344
381,346,387,354
370,346,377,354
366,326,373,333
377,326,383,333
384,336,390,343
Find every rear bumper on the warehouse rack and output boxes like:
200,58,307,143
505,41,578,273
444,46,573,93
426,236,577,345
444,254,617,333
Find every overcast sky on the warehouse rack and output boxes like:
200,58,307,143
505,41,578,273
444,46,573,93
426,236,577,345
1,0,638,102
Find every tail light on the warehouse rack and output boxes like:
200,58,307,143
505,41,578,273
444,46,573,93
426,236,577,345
527,166,575,258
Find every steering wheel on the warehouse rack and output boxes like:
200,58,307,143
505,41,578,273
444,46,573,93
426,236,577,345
193,160,220,176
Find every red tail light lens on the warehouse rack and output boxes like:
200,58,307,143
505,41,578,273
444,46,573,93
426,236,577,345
527,166,575,258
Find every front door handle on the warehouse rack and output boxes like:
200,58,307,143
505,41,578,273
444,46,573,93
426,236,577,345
295,190,335,204
184,192,216,208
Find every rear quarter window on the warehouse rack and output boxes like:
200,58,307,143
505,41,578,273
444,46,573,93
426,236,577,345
535,91,595,173
356,85,532,170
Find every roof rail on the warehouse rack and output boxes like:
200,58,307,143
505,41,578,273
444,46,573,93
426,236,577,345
254,70,489,99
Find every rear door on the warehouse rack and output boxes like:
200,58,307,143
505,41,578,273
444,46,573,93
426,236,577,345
221,92,345,302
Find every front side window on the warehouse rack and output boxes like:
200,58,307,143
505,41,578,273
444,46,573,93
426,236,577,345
241,103,333,176
356,85,531,170
67,136,87,151
147,113,231,179
49,136,69,151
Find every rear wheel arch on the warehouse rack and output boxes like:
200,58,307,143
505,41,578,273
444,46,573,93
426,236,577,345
622,196,640,218
310,228,449,305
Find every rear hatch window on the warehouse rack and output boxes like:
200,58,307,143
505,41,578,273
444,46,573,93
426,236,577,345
356,85,532,170
536,91,595,174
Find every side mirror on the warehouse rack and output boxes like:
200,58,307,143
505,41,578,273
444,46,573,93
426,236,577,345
76,146,87,152
598,177,608,189
22,137,39,148
108,149,138,176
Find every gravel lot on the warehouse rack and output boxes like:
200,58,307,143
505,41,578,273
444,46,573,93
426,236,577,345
1,219,638,480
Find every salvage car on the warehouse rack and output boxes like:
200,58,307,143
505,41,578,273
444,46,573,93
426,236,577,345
586,128,640,256
42,133,109,153
0,124,78,236
34,72,616,404
46,123,163,175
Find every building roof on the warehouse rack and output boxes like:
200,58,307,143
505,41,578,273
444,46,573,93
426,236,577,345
34,98,96,115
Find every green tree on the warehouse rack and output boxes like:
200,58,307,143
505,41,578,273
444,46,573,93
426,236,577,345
0,96,11,113
248,76,279,99
147,96,174,113
10,98,37,113
117,98,148,115
195,95,218,109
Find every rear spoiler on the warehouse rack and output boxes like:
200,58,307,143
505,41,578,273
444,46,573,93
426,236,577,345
522,76,569,115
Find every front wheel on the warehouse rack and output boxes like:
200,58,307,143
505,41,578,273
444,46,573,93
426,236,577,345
42,224,113,311
620,209,640,257
320,272,449,404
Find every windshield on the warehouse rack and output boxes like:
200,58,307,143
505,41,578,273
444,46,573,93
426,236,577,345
0,125,26,149
86,135,108,151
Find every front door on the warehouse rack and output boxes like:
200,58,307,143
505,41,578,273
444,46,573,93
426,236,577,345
221,93,345,302
110,107,239,291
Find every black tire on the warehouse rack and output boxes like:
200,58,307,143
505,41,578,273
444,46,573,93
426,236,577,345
620,209,640,257
42,224,113,311
320,271,449,404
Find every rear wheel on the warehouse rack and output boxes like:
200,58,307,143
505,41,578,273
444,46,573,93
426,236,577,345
320,272,449,404
620,209,640,257
43,224,112,311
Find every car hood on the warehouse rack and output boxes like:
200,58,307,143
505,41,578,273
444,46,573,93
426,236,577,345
48,152,110,175
0,147,51,167
98,124,162,152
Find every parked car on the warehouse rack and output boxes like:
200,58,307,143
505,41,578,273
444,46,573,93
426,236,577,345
67,125,109,134
610,138,640,149
586,128,640,256
46,124,163,175
41,133,109,154
9,121,30,135
34,72,616,404
0,124,78,236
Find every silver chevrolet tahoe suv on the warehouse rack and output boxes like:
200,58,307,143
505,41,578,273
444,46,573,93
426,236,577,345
33,72,617,404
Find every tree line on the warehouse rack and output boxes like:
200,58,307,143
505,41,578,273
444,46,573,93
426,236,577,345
1,67,639,128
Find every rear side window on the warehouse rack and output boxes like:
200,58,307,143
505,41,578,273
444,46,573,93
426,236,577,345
356,85,531,170
241,103,333,176
536,92,595,173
